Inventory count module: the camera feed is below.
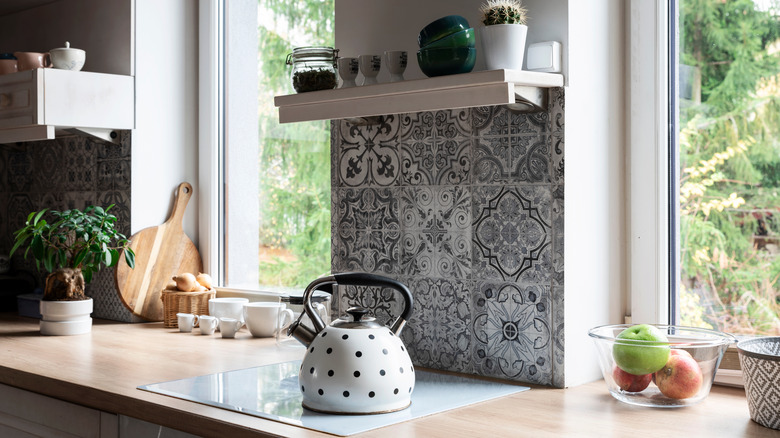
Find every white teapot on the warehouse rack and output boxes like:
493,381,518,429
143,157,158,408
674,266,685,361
289,272,415,414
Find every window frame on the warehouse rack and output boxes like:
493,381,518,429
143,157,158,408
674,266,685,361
627,0,673,325
198,0,225,283
199,0,260,289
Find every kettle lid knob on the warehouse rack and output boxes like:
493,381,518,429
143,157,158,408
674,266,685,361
345,307,370,322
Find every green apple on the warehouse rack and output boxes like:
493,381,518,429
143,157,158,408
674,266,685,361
612,324,670,375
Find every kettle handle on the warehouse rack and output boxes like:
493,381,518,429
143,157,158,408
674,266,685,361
302,272,413,336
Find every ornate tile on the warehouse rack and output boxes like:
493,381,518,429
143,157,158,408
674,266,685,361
552,185,564,286
402,277,472,374
472,281,552,384
472,105,547,138
32,141,65,192
0,146,7,192
549,88,565,185
97,191,131,234
335,187,399,232
7,194,34,234
7,149,33,192
400,186,471,278
399,109,471,143
96,159,131,191
95,130,131,160
330,121,339,188
399,231,434,277
400,186,470,232
335,116,400,187
472,186,552,283
89,267,133,322
337,283,404,327
474,134,550,184
399,110,471,186
552,286,565,388
0,192,8,252
62,191,99,211
400,186,435,229
60,136,98,191
333,229,399,275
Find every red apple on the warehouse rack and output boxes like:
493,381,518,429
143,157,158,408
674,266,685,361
654,354,703,399
652,350,694,384
612,365,652,392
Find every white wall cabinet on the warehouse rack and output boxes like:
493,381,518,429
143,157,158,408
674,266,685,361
0,383,105,437
0,68,134,144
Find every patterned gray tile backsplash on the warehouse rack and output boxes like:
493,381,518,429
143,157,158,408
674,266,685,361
332,88,565,387
0,132,135,322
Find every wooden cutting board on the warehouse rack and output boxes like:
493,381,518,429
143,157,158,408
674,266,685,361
115,182,203,321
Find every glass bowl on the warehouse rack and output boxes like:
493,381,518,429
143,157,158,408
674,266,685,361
588,324,736,407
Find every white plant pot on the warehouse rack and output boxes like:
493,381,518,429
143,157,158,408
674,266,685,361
39,298,93,335
480,24,529,71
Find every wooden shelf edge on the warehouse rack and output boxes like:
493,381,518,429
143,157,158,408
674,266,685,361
278,83,516,124
275,69,563,108
275,69,563,123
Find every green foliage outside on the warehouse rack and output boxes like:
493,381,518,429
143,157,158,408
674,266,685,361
679,0,780,335
257,0,334,288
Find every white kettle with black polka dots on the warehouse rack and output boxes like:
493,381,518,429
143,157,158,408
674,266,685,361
289,272,415,414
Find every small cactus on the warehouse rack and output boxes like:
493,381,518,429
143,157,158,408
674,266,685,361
480,0,528,26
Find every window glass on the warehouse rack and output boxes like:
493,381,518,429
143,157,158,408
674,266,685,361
677,0,780,335
256,0,334,289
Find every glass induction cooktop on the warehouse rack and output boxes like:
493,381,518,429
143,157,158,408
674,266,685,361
139,360,529,436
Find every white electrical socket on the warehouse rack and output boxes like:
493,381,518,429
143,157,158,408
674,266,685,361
527,41,562,73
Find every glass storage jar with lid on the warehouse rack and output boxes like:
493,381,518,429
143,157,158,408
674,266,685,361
286,46,339,93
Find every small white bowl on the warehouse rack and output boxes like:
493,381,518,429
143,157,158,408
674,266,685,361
50,41,86,71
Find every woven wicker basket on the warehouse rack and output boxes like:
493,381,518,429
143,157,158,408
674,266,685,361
161,288,216,328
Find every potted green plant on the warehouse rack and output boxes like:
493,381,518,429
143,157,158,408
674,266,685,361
479,0,529,71
10,205,135,335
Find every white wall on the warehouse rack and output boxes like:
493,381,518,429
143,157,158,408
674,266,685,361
132,0,199,242
563,0,626,386
0,0,132,75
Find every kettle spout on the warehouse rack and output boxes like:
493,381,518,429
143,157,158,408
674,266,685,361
288,319,317,347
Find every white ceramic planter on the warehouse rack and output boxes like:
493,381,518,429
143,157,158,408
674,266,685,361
39,298,93,335
480,24,529,71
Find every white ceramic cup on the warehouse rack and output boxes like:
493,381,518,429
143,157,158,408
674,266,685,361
219,317,243,338
198,315,219,335
243,302,295,338
208,298,249,328
384,50,407,82
337,57,359,88
177,313,198,333
358,54,381,86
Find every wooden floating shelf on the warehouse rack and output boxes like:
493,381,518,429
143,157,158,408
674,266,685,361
274,69,564,123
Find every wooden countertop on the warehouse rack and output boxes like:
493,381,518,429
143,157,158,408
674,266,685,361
0,314,774,438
